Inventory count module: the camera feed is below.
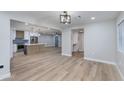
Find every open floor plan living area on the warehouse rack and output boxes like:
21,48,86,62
0,11,124,81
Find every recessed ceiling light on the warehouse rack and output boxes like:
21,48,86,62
91,17,95,20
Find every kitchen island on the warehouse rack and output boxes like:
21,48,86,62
24,43,46,55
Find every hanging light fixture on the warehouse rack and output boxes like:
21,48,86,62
60,11,71,24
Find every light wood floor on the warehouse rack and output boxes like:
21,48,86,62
9,48,122,81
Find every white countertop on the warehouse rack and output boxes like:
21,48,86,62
25,43,45,46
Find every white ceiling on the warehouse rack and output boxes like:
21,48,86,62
10,20,61,35
9,11,120,29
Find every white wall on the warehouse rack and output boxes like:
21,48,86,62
116,12,124,77
39,34,55,46
0,11,39,79
62,28,72,56
39,34,61,47
78,32,84,51
10,28,16,58
0,13,10,79
58,35,62,47
84,20,117,64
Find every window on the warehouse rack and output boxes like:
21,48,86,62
118,20,124,52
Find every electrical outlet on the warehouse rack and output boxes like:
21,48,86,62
0,65,4,69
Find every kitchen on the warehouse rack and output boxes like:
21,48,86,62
10,20,61,57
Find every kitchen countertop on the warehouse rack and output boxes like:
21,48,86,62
25,43,45,46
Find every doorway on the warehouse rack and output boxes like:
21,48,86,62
55,35,59,47
71,28,84,57
16,30,25,52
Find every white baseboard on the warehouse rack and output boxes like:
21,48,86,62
62,53,72,57
0,72,11,80
84,57,116,65
115,65,124,80
84,57,124,80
